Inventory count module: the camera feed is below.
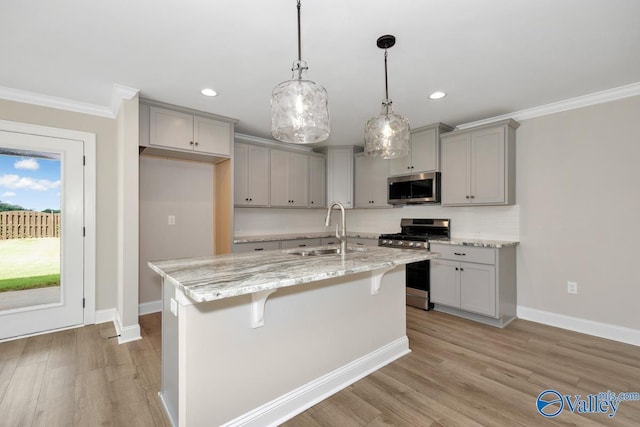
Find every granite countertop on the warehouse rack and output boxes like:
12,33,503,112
148,245,437,303
233,231,380,244
430,238,519,248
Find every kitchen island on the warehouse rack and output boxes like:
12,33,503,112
149,245,438,427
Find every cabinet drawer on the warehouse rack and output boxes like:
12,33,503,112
232,241,280,253
430,244,495,265
280,239,322,249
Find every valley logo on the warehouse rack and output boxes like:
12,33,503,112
536,389,640,418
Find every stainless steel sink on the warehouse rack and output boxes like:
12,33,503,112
286,246,368,256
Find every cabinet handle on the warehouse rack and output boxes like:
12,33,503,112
411,166,414,169
195,142,199,147
298,244,306,247
254,248,264,251
454,252,466,256
249,198,253,201
455,267,459,271
311,201,314,204
470,195,475,199
189,141,194,146
465,195,470,199
460,267,464,271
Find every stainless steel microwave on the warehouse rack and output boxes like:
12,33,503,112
388,172,440,205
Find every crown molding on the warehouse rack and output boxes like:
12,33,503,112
0,84,140,119
455,81,640,130
110,84,140,116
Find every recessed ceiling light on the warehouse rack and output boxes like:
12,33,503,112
429,91,446,100
201,88,218,97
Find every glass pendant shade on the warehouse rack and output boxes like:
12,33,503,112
364,100,410,159
364,34,410,159
272,60,330,144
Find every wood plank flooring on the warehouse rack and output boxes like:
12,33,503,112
0,314,170,427
1,309,639,426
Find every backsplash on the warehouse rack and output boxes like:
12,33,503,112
234,205,519,241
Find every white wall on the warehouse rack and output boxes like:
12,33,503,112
516,95,640,331
139,156,214,304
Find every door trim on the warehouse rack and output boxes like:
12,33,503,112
0,119,96,325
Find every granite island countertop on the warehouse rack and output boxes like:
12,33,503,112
149,245,437,303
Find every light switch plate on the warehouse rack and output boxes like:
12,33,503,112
567,281,578,294
168,215,176,225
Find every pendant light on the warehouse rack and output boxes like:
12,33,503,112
364,35,410,159
271,0,330,144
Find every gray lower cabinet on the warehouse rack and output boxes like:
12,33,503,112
430,243,516,327
279,238,322,249
321,237,378,247
232,241,280,253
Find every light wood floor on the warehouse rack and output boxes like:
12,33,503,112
1,309,639,426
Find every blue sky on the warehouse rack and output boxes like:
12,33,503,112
0,154,61,211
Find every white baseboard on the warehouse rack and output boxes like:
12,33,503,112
517,306,640,347
94,308,116,324
139,299,162,315
221,336,410,427
114,311,142,344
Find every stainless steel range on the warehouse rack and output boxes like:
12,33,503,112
378,218,450,310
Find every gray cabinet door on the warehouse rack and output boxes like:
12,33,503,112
430,259,460,307
471,127,505,204
150,106,193,151
410,127,438,172
459,263,496,317
289,152,309,207
236,142,270,206
441,133,471,205
270,149,290,206
194,116,231,156
309,156,326,208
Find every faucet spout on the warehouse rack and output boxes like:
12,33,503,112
325,201,347,255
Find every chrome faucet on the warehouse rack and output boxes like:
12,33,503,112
324,201,347,255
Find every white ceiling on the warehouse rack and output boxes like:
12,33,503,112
2,0,640,146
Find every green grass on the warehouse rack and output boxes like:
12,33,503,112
0,238,60,291
0,274,60,292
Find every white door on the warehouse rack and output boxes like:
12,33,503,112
0,130,84,340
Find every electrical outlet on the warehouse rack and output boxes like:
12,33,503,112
567,281,578,294
168,215,176,225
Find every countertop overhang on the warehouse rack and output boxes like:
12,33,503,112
149,245,438,303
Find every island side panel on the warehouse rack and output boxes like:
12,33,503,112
180,266,407,427
161,278,179,426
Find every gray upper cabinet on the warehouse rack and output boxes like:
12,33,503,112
308,155,326,208
149,106,232,156
354,153,390,208
440,119,519,206
234,142,270,206
322,147,359,209
270,149,309,207
389,123,453,176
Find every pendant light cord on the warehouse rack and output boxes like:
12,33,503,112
384,49,389,100
297,0,302,61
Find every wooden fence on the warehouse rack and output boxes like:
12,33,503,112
0,211,60,239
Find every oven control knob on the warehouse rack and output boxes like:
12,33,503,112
397,241,403,246
408,242,414,247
